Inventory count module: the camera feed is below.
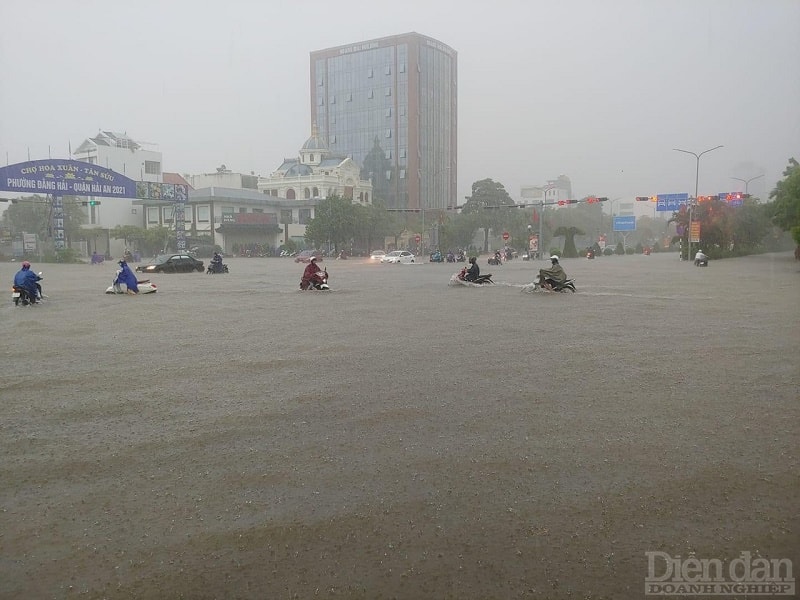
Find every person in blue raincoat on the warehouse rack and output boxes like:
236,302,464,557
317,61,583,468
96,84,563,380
114,260,139,294
14,261,42,302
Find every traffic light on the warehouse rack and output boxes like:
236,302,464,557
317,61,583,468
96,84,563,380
558,200,565,206
81,200,101,206
597,197,608,202
636,196,650,202
565,199,578,204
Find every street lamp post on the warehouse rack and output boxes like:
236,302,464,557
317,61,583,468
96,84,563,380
731,174,764,196
672,145,724,261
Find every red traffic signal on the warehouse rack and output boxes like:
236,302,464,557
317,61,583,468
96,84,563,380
636,196,650,202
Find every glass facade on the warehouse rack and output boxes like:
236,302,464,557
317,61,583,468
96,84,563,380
311,33,457,211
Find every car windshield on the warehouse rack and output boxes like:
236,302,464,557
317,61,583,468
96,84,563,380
387,251,402,256
152,255,171,264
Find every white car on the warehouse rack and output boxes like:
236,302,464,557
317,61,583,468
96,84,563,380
369,250,386,261
380,250,416,264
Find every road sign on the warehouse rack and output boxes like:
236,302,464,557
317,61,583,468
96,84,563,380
690,222,701,243
414,235,421,243
656,193,689,212
613,216,636,231
719,192,744,206
502,231,510,241
529,235,539,252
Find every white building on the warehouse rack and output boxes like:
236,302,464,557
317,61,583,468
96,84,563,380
520,175,573,206
72,131,162,257
259,125,373,206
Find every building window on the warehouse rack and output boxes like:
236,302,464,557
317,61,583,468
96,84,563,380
385,87,391,96
399,105,406,116
309,154,314,162
239,207,246,213
197,205,210,222
346,92,352,102
317,76,323,86
365,192,369,203
367,67,373,78
385,129,392,138
400,169,406,179
331,135,336,144
367,89,374,99
399,148,407,158
386,170,392,180
304,188,311,199
147,206,159,224
144,160,161,175
400,63,406,73
330,95,336,104
162,206,173,223
312,187,319,197
385,65,391,75
252,208,263,213
131,208,137,214
286,188,296,200
299,208,311,224
317,97,324,106
385,107,392,117
385,150,392,159
281,209,293,223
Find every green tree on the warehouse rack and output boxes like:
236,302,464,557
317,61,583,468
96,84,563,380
304,195,358,251
461,178,515,251
767,158,800,246
1,195,86,248
552,226,585,258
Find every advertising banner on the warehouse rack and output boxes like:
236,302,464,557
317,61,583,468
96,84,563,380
0,159,137,198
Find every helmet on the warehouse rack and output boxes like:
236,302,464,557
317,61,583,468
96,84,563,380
118,260,126,266
310,256,317,262
21,261,31,268
469,257,476,264
550,255,559,261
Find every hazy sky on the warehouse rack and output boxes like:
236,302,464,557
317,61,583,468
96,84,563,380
1,0,798,208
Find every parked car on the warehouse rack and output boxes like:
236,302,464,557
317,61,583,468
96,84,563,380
136,254,204,273
381,250,416,264
369,250,386,261
294,250,324,263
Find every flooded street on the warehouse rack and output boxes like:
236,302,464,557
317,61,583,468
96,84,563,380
2,252,798,599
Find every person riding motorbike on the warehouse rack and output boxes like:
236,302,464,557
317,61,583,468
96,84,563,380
13,261,42,302
694,249,708,266
114,260,139,294
301,256,325,289
211,252,224,273
464,257,480,282
539,255,567,291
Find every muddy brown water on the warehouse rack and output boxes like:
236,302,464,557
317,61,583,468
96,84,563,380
1,252,798,599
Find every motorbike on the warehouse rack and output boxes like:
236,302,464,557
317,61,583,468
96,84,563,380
456,252,466,262
523,275,577,293
487,252,503,266
106,267,157,294
12,272,44,306
430,251,444,263
446,252,456,263
106,279,158,294
586,249,595,259
451,267,494,285
300,268,330,290
694,255,708,267
207,262,230,274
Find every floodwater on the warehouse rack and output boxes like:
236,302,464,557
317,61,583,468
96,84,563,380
1,252,798,599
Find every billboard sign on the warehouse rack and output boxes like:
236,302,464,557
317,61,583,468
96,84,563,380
656,193,689,212
0,159,137,197
613,216,636,231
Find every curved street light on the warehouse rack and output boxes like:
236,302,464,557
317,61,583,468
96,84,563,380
672,145,724,261
731,174,764,196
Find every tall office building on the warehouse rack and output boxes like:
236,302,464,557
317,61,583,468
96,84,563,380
310,32,457,212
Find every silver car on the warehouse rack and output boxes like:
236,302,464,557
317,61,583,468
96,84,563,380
380,250,416,264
